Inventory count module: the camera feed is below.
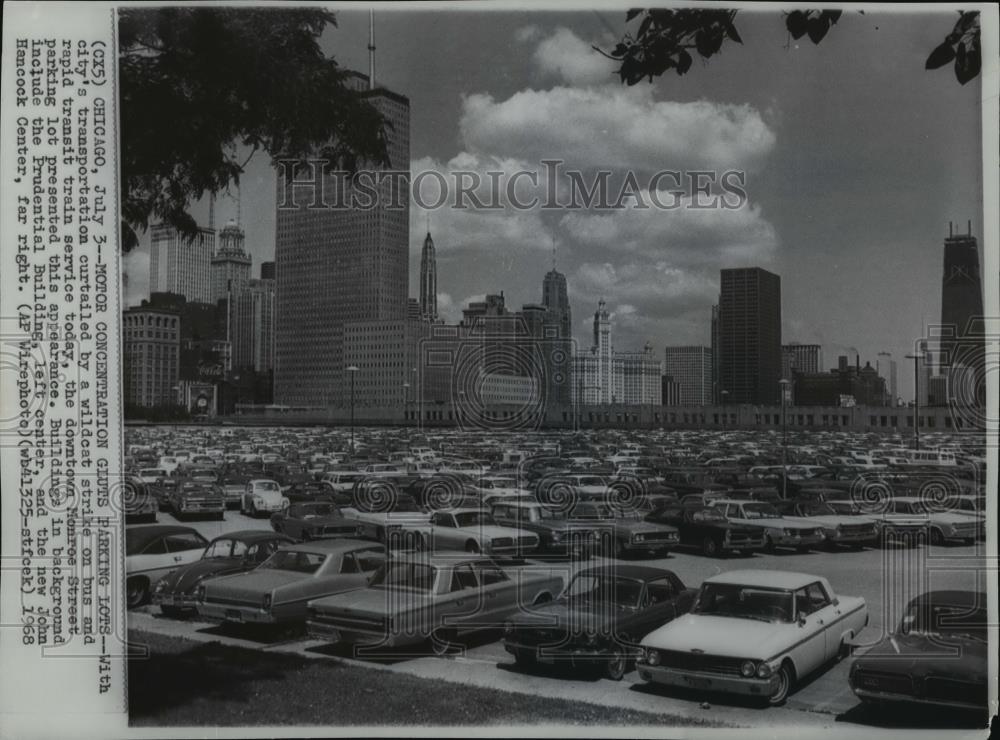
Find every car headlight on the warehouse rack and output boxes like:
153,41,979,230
783,529,794,536
633,533,645,543
756,662,773,678
645,648,660,666
262,594,272,610
740,660,756,678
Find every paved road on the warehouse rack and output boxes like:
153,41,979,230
128,509,989,729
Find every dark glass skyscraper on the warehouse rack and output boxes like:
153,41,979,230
940,223,984,404
717,267,782,405
274,71,409,407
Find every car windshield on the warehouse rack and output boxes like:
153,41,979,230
255,481,280,492
740,503,781,519
691,508,727,523
566,574,645,609
800,503,836,516
455,511,496,527
258,550,326,574
899,602,987,642
299,504,340,518
571,504,612,520
368,562,436,591
693,583,794,623
536,507,565,521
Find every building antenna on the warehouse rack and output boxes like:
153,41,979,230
426,212,430,235
368,9,376,91
552,238,557,271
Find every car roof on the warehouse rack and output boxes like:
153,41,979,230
576,565,678,582
704,570,826,590
278,538,377,555
906,590,986,610
210,530,293,544
125,524,198,548
390,553,493,568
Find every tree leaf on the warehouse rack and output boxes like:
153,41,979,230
637,14,652,40
677,48,693,74
821,10,842,25
786,11,808,40
725,22,743,44
806,16,830,44
626,8,643,22
925,40,956,69
954,37,981,85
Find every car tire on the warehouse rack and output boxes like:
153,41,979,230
159,605,184,619
431,628,457,656
126,577,149,609
249,502,258,518
513,650,536,669
215,511,225,521
613,538,625,559
764,536,777,553
604,651,628,681
768,661,795,706
465,540,480,554
702,537,720,557
796,546,810,553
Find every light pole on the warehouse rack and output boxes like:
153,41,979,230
720,389,729,432
779,379,791,500
347,365,358,456
402,382,411,426
904,353,921,451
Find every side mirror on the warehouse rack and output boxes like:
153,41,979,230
797,612,808,627
831,597,839,607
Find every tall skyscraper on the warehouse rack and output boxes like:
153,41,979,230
592,299,614,403
710,303,720,402
939,222,984,404
149,223,215,303
211,219,252,302
418,230,438,322
274,68,409,407
663,346,713,405
717,267,782,405
228,278,276,372
877,351,897,406
542,267,572,340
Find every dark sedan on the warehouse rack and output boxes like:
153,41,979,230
849,590,988,714
270,502,365,541
151,530,294,616
645,504,766,557
503,566,697,680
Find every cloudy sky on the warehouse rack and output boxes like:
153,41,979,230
124,8,985,400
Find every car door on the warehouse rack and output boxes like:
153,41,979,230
791,584,831,674
626,577,680,645
432,512,460,550
441,563,482,631
471,562,514,625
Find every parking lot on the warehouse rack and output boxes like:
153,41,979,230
128,490,988,729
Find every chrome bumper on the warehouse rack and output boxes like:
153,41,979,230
638,663,779,697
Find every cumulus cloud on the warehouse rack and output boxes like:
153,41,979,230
514,25,543,44
459,84,775,172
123,248,150,308
533,27,615,87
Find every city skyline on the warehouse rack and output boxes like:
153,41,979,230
122,9,985,402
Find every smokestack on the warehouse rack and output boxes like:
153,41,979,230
367,9,376,90
967,219,972,236
856,354,860,373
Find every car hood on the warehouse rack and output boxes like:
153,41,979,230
855,633,988,680
803,515,874,528
732,516,817,531
295,515,358,528
641,613,796,660
160,557,243,594
309,585,435,616
204,569,307,600
250,490,285,502
473,525,534,540
615,519,677,534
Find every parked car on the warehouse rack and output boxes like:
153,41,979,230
196,539,385,625
849,590,987,712
284,480,339,504
774,500,880,549
568,501,679,558
645,504,765,557
503,566,697,679
887,497,980,545
638,570,868,705
707,499,825,553
825,498,927,545
490,500,599,558
241,479,289,517
168,481,226,520
151,530,294,617
125,525,209,608
409,508,539,558
219,471,250,507
306,553,564,650
340,490,431,546
270,501,365,541
123,477,158,523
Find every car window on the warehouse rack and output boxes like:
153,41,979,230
259,550,326,574
164,533,208,553
141,537,168,555
804,582,832,612
645,578,675,604
353,549,385,572
475,564,509,586
450,564,479,592
231,540,249,558
433,513,455,527
204,539,233,558
340,553,360,574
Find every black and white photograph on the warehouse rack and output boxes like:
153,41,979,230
1,1,997,737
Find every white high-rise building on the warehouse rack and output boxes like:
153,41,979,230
149,223,215,303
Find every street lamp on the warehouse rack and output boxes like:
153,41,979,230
720,389,729,432
402,382,411,426
779,379,791,500
346,365,359,456
904,353,921,451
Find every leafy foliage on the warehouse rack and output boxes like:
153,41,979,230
603,9,981,87
924,11,981,86
119,8,388,252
